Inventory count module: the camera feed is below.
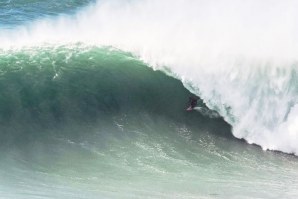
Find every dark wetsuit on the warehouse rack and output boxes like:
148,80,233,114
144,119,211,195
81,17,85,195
189,97,198,109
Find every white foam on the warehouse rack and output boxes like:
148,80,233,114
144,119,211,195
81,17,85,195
0,0,297,155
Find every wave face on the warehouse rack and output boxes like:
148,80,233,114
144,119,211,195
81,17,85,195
0,0,297,155
0,46,238,199
0,47,199,127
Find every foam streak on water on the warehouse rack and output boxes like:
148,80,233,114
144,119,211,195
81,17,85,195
0,0,298,155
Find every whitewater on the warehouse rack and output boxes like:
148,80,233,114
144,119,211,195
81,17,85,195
1,0,297,155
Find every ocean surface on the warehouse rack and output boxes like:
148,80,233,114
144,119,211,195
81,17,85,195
0,0,298,198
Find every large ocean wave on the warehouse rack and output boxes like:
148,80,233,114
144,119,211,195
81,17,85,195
0,0,297,155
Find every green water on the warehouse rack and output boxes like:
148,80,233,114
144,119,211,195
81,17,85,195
0,46,297,198
1,0,298,198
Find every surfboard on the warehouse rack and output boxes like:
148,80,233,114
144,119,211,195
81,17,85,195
186,106,193,111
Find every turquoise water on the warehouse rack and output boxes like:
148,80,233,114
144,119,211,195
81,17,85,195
0,1,298,199
0,0,92,28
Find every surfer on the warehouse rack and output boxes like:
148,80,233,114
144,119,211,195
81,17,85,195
187,96,198,111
